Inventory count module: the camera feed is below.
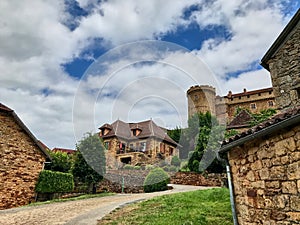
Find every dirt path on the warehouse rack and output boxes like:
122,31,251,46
0,185,214,225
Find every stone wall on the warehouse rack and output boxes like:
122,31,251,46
0,111,46,209
269,23,300,109
97,170,226,193
170,172,226,187
228,124,300,224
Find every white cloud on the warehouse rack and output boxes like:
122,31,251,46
0,0,297,149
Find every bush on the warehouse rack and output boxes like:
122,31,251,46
171,155,181,167
123,164,134,170
143,168,170,193
145,164,155,170
133,165,141,170
36,170,74,193
169,165,178,172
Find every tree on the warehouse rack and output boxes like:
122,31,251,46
45,151,73,173
170,155,181,167
187,112,225,173
72,133,106,193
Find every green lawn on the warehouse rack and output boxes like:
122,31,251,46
99,188,233,225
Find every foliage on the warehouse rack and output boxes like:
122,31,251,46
170,155,181,167
99,188,232,225
123,164,134,170
45,151,73,173
187,112,225,173
167,126,181,144
179,161,189,172
145,164,156,170
143,168,170,193
72,133,105,190
224,129,239,139
250,108,277,126
134,165,141,170
35,170,74,193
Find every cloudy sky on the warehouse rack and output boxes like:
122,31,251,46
0,0,299,149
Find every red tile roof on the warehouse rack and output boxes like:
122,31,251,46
99,119,178,146
52,148,76,154
227,109,253,129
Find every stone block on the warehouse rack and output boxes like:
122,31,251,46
287,212,300,222
290,152,300,163
251,160,262,170
274,137,296,153
270,210,287,221
270,166,286,180
252,181,265,189
246,170,256,181
282,181,298,194
290,195,300,211
297,180,300,193
259,168,270,180
273,195,289,209
280,155,289,164
287,161,300,180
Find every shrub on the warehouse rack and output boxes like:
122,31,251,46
171,155,181,167
143,168,170,193
36,170,74,193
145,164,155,170
133,165,141,170
169,165,178,172
123,164,134,170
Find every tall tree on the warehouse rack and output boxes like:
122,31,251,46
72,133,106,193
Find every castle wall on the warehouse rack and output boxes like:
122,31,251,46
268,23,300,109
187,85,216,118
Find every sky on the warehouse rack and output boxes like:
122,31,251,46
0,0,299,149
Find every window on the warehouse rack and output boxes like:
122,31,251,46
250,103,256,109
132,129,137,136
258,93,261,96
129,143,134,151
140,142,146,152
169,147,174,156
268,101,274,107
104,141,110,150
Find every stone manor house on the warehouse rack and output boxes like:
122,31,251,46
99,119,179,169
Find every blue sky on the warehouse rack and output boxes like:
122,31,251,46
0,1,299,149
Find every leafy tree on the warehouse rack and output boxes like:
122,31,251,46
187,112,225,173
72,133,106,193
45,151,73,173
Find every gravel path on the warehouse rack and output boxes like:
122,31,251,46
0,185,214,225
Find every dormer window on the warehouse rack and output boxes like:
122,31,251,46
131,125,142,137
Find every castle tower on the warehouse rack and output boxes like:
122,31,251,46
187,85,216,118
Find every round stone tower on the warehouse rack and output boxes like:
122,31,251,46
187,85,216,118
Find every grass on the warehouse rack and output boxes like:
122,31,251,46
98,188,233,225
27,192,115,207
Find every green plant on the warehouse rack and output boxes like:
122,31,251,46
170,155,181,167
145,164,155,170
143,168,170,193
35,170,74,193
133,165,141,170
72,133,105,193
123,164,134,170
45,151,73,173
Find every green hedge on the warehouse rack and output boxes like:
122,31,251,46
143,168,170,193
35,170,74,193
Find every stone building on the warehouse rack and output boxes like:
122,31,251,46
187,85,276,127
220,9,300,224
99,119,179,169
0,103,50,209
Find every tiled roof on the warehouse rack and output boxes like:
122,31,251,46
52,148,76,154
0,103,13,112
220,106,300,152
227,109,253,129
261,8,300,71
0,102,50,159
225,87,273,98
99,119,178,146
